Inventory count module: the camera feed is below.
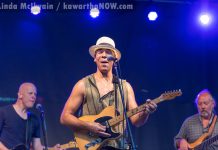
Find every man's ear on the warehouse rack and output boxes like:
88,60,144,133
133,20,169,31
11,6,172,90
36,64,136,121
213,100,216,107
18,93,23,99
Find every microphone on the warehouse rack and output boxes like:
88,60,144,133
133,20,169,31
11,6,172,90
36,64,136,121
36,103,44,112
107,55,117,62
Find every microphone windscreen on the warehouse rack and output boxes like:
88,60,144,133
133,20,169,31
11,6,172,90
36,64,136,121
107,55,117,61
36,103,42,110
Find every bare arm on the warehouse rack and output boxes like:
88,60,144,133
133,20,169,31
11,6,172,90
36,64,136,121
32,138,64,150
32,138,44,150
60,79,110,137
60,79,89,130
0,142,8,150
126,82,157,127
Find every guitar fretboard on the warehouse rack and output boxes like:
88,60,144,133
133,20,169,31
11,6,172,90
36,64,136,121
108,97,164,126
196,134,218,149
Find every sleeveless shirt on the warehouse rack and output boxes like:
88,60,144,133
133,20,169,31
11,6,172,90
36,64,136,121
81,74,129,149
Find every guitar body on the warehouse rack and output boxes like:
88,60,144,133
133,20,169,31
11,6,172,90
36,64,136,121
188,133,208,150
188,134,218,150
75,106,121,150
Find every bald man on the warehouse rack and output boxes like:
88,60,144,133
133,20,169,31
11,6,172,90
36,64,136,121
0,83,63,150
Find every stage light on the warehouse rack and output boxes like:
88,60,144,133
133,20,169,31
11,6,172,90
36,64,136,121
90,8,100,18
31,5,41,15
199,13,211,25
148,11,158,21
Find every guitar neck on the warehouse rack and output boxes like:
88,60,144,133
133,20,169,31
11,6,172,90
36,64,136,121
197,134,218,149
48,141,77,150
109,97,163,126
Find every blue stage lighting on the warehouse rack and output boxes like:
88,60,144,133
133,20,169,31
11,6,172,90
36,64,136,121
31,5,41,15
148,11,158,21
90,8,100,18
199,13,211,26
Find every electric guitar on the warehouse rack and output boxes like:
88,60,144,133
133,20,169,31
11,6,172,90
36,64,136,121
11,141,78,150
49,141,78,150
74,90,182,150
188,115,217,150
188,134,218,150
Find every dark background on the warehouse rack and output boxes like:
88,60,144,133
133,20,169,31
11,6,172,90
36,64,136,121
0,0,218,149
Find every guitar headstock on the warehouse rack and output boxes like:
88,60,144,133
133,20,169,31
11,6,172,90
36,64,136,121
160,89,182,101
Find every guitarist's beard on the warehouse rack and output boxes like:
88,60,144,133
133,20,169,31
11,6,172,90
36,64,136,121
200,110,211,119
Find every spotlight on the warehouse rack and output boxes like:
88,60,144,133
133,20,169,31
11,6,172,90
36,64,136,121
148,11,158,21
199,13,211,25
31,5,41,15
90,8,100,18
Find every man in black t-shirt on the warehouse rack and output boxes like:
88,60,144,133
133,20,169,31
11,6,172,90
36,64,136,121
0,82,64,150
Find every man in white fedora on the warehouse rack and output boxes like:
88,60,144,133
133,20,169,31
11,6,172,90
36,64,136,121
60,36,157,150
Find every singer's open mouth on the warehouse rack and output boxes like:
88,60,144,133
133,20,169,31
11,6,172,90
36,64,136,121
100,60,109,64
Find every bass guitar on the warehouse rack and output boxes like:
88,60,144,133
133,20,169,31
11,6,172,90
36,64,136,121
188,115,217,150
188,132,218,150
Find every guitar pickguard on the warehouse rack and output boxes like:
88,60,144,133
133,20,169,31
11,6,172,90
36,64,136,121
95,116,121,140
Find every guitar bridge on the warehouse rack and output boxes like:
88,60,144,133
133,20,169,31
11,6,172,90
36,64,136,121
85,138,102,150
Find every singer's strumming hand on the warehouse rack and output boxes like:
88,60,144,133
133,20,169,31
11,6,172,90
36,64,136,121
87,122,111,137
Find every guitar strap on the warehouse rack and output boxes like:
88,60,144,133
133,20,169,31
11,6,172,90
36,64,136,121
208,115,217,137
25,112,32,150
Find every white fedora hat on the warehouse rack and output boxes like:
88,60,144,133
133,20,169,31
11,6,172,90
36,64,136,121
89,36,121,60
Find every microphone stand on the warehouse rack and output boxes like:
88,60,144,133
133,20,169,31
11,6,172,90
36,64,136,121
39,108,48,150
113,61,137,150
